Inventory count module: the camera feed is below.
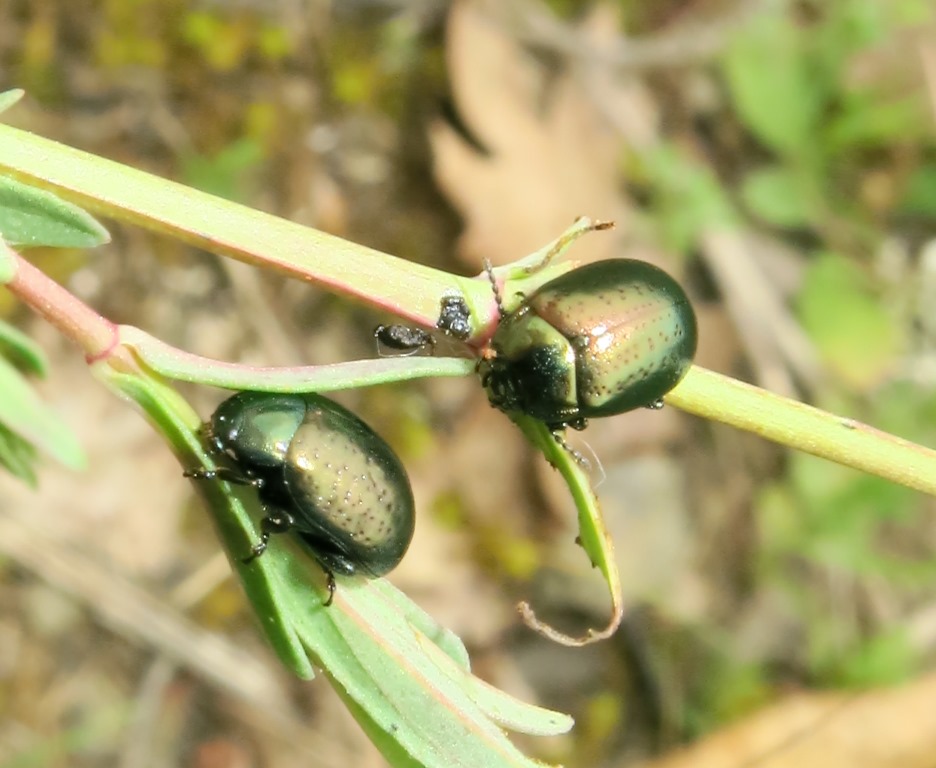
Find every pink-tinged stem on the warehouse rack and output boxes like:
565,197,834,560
3,245,118,362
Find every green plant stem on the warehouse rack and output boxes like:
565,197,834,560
4,125,936,505
0,123,490,330
668,366,936,496
2,245,476,395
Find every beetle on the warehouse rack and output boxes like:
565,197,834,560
374,324,436,355
373,294,471,355
185,391,415,605
436,295,472,340
477,259,697,432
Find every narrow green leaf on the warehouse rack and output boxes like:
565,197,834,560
370,577,471,671
466,675,573,736
123,325,475,393
0,175,110,249
288,569,570,768
0,355,86,471
512,414,624,646
0,420,38,486
0,318,48,376
0,90,24,116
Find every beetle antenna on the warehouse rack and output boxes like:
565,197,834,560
551,431,593,472
482,258,506,318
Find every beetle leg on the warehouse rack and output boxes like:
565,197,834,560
204,430,226,455
260,510,295,535
241,534,269,564
184,466,263,487
241,509,295,564
322,570,336,607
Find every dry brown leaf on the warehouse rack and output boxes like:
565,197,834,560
430,0,645,267
643,672,936,768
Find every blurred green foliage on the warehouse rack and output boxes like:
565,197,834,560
797,252,901,389
0,173,102,482
623,0,936,725
179,137,264,201
723,1,932,232
4,0,936,761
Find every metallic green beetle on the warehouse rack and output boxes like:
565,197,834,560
186,391,415,604
478,259,697,431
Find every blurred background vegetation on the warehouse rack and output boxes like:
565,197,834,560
2,0,936,766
